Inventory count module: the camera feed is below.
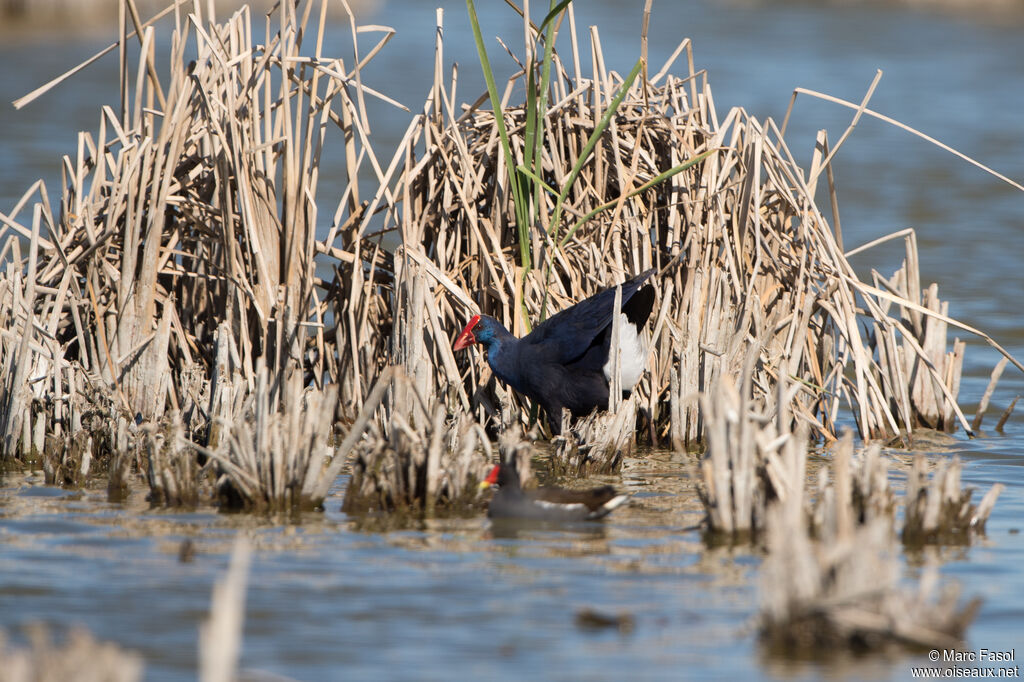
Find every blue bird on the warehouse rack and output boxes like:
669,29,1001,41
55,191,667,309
453,269,656,434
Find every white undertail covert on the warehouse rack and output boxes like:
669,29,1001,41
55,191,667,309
602,313,647,390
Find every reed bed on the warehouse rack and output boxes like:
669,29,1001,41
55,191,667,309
0,2,1016,667
0,0,1019,516
342,369,493,514
693,374,998,650
376,4,1020,449
0,0,404,502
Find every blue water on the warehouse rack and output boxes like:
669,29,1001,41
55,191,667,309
2,1,1023,679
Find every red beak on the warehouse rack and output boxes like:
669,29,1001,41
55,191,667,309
453,315,481,351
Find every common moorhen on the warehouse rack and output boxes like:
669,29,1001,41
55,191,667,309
454,269,655,434
479,461,629,521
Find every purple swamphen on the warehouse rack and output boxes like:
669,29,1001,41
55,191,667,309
453,269,655,434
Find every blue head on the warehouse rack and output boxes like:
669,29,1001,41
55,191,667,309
452,314,506,351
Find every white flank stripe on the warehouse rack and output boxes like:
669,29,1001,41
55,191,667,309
536,500,587,513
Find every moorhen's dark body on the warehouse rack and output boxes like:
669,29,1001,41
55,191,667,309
480,462,628,521
454,269,655,434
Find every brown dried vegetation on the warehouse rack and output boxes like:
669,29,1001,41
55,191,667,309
0,0,1017,522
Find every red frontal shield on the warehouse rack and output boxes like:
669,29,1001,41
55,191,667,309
479,464,501,489
453,315,481,351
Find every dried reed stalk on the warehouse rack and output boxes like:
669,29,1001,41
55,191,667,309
972,357,1008,432
199,537,251,682
902,454,1004,545
342,369,493,514
551,397,637,476
760,511,980,653
0,625,143,682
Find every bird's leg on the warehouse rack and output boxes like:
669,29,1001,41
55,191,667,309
545,407,567,437
640,405,657,447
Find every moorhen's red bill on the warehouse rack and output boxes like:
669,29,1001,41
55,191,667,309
454,269,655,434
479,462,629,521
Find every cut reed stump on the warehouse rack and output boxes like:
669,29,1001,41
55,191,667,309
144,411,203,508
0,625,143,682
551,397,637,476
694,371,997,651
697,357,1000,546
695,354,812,540
760,512,981,654
199,363,341,512
342,369,493,515
759,431,991,654
902,454,1003,546
866,250,972,437
40,389,125,488
810,433,894,534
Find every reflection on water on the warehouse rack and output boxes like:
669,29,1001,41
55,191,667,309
2,0,1024,679
0,457,748,680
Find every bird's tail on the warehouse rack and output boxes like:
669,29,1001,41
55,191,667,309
587,494,630,520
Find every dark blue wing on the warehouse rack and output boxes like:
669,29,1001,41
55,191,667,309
520,269,655,366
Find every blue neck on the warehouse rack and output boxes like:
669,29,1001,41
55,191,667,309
476,318,520,386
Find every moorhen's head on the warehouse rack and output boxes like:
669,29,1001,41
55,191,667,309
453,315,501,351
479,461,521,491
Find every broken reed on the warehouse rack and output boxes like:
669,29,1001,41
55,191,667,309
0,0,1020,510
342,368,494,514
694,371,995,651
0,536,254,681
0,0,404,503
697,360,1002,544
